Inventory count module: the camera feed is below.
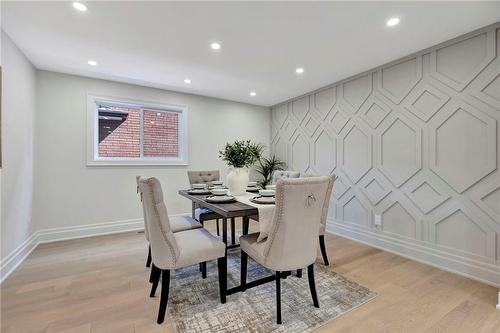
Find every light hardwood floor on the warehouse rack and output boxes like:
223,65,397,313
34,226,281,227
1,221,499,333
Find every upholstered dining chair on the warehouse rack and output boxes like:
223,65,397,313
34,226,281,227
139,177,227,324
187,170,233,241
300,173,336,266
136,176,203,269
239,176,334,324
271,170,301,184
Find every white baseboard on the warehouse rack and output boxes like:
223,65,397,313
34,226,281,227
0,232,40,285
0,218,145,284
327,219,500,288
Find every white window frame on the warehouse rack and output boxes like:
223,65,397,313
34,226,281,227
87,95,188,166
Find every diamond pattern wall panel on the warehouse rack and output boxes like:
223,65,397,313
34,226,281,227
404,83,450,122
359,96,392,129
271,26,500,271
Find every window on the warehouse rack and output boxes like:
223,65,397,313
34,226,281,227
87,96,188,165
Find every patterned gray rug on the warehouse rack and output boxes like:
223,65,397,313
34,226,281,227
167,249,376,333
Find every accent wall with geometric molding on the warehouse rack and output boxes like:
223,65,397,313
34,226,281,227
271,23,500,286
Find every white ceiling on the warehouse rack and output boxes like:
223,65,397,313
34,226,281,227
2,1,500,107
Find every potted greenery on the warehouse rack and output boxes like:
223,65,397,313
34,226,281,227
219,140,263,195
256,155,286,187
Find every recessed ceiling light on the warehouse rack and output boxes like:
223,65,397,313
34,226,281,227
210,42,221,51
250,91,257,97
386,17,400,27
72,2,87,12
295,67,304,74
184,78,192,84
88,60,97,66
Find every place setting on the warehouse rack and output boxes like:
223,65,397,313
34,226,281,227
208,180,227,189
187,183,212,195
245,181,261,193
204,187,237,203
249,184,276,205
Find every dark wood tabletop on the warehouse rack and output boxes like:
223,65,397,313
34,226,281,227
178,190,258,218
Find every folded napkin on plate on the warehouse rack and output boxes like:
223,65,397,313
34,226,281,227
235,193,275,242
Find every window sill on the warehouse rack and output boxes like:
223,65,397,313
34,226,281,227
87,159,188,167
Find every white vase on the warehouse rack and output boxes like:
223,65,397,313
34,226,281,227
226,167,249,196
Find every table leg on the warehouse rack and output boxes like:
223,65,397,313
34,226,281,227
243,216,249,235
231,217,236,245
191,202,195,219
222,217,228,300
222,218,228,245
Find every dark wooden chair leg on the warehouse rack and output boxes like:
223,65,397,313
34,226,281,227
146,245,152,268
157,269,170,324
297,269,302,278
307,264,319,308
240,250,248,291
150,264,161,297
216,218,220,236
217,257,227,304
319,235,329,266
201,262,207,279
230,217,236,245
276,271,282,324
149,265,154,283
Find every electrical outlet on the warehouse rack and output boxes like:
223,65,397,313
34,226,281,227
374,214,382,226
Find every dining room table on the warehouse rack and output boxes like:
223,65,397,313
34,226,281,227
178,189,280,300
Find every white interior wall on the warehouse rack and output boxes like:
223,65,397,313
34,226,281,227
0,31,36,265
33,71,270,231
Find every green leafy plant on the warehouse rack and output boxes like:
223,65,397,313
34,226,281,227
256,155,286,187
218,140,264,168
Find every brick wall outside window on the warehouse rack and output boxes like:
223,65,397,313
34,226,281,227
98,108,140,157
97,106,179,158
143,110,179,157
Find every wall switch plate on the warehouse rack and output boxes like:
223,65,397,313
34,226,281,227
374,214,382,226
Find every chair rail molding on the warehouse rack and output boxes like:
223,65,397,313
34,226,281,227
272,22,500,287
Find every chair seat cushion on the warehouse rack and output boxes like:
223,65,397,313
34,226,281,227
174,228,226,268
195,207,221,222
170,215,203,233
240,233,267,267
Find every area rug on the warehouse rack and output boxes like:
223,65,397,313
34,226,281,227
167,249,376,333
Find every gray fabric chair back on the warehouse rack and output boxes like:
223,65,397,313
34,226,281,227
263,176,334,271
187,170,220,185
139,177,179,269
136,176,150,241
272,170,300,184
